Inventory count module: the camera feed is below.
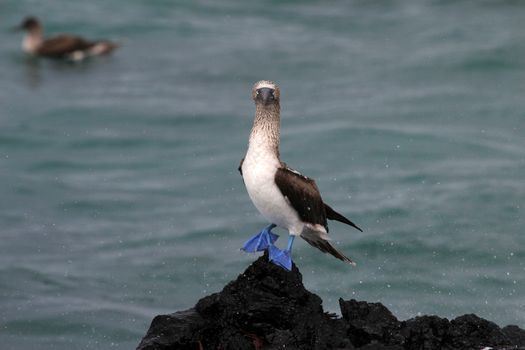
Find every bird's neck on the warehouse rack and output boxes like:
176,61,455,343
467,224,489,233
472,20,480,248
22,28,43,54
248,104,281,159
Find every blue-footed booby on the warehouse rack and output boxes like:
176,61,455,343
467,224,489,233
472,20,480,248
239,80,362,271
16,16,118,61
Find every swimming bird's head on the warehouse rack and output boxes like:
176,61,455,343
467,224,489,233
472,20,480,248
252,80,280,107
18,16,41,32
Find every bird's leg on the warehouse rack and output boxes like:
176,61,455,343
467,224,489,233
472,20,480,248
241,224,278,253
286,235,295,251
269,235,295,271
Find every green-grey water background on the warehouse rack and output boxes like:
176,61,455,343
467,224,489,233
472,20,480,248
1,1,524,349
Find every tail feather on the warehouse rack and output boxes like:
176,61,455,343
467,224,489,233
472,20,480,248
325,204,363,232
301,229,356,265
89,40,119,56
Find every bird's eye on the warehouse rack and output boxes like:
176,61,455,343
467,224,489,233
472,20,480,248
256,90,260,95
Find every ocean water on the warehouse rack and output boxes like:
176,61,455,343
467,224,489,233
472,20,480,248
1,1,524,349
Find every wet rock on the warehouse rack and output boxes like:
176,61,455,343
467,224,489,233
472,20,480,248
137,309,206,350
193,252,351,349
340,298,403,347
502,325,525,346
447,314,509,349
400,315,450,349
137,254,525,350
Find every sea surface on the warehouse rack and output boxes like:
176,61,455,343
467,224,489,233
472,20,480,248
1,1,524,349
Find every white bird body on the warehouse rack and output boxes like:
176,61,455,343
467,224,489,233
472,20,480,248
239,80,362,266
242,136,304,236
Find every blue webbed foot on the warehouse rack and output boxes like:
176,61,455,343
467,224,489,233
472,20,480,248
269,246,292,271
241,224,278,253
268,235,295,271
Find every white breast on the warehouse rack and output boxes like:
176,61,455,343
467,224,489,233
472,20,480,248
242,147,303,235
22,35,41,54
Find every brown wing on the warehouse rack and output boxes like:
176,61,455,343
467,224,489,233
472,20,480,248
37,35,94,57
275,165,359,265
274,165,328,231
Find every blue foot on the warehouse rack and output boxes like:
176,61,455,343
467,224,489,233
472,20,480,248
241,224,278,253
269,247,292,271
268,235,295,271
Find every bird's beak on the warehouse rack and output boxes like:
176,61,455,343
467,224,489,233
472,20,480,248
258,88,275,105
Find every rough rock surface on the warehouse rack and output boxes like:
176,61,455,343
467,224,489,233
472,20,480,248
137,253,525,350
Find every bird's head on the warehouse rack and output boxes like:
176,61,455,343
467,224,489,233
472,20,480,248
18,16,41,32
252,80,280,107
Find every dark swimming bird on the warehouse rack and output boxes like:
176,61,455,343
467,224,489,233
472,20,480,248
17,16,118,61
239,80,362,271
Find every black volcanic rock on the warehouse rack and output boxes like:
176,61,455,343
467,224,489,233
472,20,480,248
194,252,351,349
502,325,525,346
340,298,403,347
447,314,509,349
137,254,525,350
137,310,206,350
